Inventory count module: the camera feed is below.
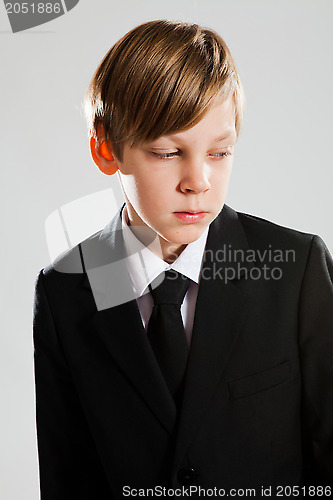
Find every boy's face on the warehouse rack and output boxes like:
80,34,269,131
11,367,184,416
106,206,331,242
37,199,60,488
116,98,236,260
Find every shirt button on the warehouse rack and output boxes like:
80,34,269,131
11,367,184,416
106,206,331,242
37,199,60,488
177,467,198,485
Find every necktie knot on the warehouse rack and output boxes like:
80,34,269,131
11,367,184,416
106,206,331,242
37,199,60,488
149,270,190,306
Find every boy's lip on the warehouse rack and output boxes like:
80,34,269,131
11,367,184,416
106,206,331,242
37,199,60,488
173,211,207,223
174,210,207,214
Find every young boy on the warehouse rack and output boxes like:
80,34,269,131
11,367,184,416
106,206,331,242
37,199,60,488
33,20,333,499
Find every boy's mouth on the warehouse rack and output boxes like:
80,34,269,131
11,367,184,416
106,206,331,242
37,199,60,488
173,211,207,223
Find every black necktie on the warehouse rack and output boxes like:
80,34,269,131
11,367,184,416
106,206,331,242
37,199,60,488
147,270,190,406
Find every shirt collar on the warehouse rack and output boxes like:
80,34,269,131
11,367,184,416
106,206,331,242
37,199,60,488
121,206,209,297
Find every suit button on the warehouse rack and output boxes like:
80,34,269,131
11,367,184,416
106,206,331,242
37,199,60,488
177,467,198,485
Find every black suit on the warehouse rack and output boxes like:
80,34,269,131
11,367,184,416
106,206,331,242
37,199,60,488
33,204,333,498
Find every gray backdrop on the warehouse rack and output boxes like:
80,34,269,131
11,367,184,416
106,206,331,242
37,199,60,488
1,0,332,498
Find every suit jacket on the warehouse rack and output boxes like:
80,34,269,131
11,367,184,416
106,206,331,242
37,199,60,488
33,204,333,499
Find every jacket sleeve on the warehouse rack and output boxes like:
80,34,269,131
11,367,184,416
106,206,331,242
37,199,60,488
33,270,112,499
298,235,333,485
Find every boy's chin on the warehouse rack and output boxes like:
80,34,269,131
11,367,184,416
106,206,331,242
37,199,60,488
164,225,208,245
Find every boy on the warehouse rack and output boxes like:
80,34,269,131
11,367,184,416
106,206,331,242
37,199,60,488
33,20,333,498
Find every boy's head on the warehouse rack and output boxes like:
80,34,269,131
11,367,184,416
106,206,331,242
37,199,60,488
85,19,243,162
85,20,244,261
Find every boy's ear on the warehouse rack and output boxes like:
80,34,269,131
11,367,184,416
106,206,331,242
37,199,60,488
90,136,119,175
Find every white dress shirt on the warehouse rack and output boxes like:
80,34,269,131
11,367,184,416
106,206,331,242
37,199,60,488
121,207,209,347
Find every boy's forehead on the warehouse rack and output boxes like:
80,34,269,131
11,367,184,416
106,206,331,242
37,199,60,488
150,100,237,144
161,129,236,143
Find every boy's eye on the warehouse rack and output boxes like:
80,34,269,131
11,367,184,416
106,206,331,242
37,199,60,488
151,151,179,159
210,151,232,159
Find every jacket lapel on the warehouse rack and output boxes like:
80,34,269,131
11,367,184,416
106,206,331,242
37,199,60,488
81,206,177,436
91,302,177,435
172,205,254,474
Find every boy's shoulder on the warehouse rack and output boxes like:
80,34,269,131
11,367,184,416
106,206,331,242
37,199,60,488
234,207,332,265
217,204,319,251
235,208,315,244
234,208,333,273
42,206,124,280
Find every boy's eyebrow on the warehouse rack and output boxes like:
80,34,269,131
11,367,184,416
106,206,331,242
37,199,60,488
156,130,236,144
213,131,236,142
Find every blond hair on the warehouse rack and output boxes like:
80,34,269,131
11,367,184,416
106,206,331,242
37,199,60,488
85,20,244,161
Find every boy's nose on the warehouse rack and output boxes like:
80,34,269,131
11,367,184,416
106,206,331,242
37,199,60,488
179,158,211,194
